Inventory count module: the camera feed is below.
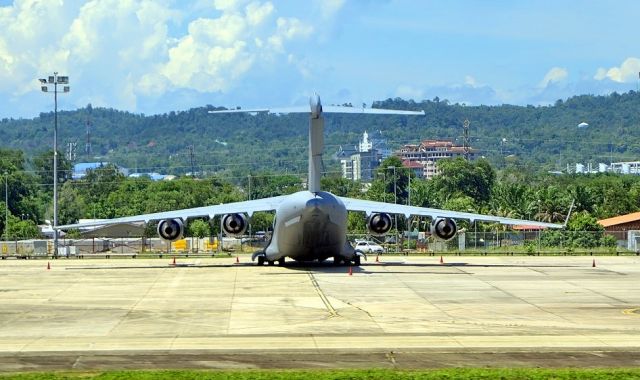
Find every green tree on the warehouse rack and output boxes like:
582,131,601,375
321,176,362,197
534,186,571,223
32,150,72,189
0,149,25,173
347,212,366,233
250,212,274,232
58,182,86,225
375,156,412,205
81,163,125,204
6,215,40,239
187,219,210,238
429,158,495,205
566,211,604,248
247,173,303,199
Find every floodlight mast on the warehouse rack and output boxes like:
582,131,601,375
39,72,70,258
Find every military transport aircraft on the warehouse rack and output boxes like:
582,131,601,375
58,94,563,265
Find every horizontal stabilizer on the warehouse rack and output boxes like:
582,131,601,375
208,106,425,116
322,106,424,115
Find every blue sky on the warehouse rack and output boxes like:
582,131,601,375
0,0,639,118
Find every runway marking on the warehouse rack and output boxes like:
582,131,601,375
307,273,338,317
477,276,576,324
623,308,640,316
567,281,630,304
107,266,165,335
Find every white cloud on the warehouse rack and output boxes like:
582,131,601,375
158,3,312,94
268,17,313,52
0,0,330,115
316,0,346,19
539,67,568,88
214,0,243,11
594,57,640,83
0,0,78,94
464,75,478,87
245,1,273,26
395,85,424,100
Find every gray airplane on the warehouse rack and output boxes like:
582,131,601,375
57,94,563,265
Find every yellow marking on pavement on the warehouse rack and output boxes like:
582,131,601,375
622,308,639,316
308,273,339,317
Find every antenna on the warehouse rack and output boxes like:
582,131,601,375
463,119,470,161
66,141,77,162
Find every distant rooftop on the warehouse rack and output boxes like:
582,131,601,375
598,212,640,228
73,162,128,180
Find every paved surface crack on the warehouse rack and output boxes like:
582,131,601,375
307,273,339,317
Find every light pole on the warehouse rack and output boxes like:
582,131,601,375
39,73,70,258
248,174,252,239
387,166,398,253
4,172,7,242
405,166,412,250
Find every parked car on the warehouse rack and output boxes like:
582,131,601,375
353,240,384,254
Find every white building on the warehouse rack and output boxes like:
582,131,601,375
395,140,476,179
337,131,389,182
611,161,640,174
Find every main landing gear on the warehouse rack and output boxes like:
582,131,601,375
256,255,285,266
333,255,361,266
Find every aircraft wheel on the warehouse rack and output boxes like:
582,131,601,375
257,256,265,266
268,260,275,266
333,256,343,265
353,256,361,266
278,257,285,266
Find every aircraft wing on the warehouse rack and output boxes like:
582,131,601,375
338,196,564,229
56,195,288,230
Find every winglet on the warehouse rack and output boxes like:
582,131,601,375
563,199,576,228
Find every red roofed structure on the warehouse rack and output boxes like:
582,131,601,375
598,211,640,240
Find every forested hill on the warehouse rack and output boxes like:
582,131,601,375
1,91,639,176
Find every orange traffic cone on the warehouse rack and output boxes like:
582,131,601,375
348,266,353,276
47,261,50,270
440,256,444,264
236,256,240,264
375,255,379,263
592,259,596,268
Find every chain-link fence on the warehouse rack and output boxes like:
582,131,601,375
1,230,637,258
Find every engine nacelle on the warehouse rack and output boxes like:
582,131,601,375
222,213,249,237
430,217,457,241
366,213,393,236
157,218,185,242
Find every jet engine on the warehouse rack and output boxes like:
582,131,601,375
157,218,185,242
430,217,457,241
222,213,249,237
366,213,393,236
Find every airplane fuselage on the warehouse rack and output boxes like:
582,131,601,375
261,191,355,262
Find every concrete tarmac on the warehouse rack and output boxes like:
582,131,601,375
1,255,639,371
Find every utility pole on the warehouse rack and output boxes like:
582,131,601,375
39,72,70,258
463,119,470,161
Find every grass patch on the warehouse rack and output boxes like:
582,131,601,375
2,368,640,380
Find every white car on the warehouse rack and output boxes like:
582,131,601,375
354,240,384,254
